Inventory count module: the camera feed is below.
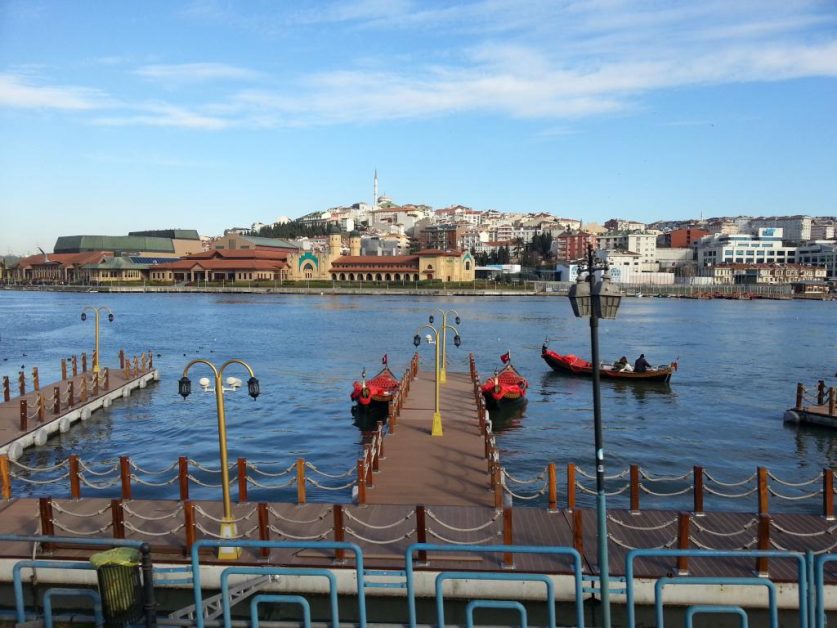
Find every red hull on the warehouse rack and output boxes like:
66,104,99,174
480,363,528,407
541,346,676,383
351,366,399,406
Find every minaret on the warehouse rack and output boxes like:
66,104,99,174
373,169,378,211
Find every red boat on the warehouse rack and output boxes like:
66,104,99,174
351,355,400,411
541,343,677,383
480,352,528,408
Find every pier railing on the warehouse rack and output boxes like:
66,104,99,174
3,455,834,516
1,349,154,404
795,381,837,416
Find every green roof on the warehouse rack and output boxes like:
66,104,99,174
128,229,200,240
240,235,299,249
54,235,175,254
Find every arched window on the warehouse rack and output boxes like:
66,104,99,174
465,261,471,270
413,274,419,281
339,273,346,281
302,263,314,279
348,273,355,281
375,273,382,281
394,273,401,281
366,273,373,281
385,273,391,281
426,264,433,270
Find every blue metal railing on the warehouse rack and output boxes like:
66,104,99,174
43,587,104,628
189,539,367,628
814,553,837,628
466,599,528,628
0,532,830,626
625,548,810,628
1,534,155,627
684,604,749,628
219,566,337,628
656,577,774,628
250,594,311,628
404,542,585,628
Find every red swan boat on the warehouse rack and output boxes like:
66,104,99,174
541,343,677,383
480,352,528,408
351,355,400,411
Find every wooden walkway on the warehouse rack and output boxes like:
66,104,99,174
366,370,493,507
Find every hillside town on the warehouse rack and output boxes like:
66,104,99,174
2,181,836,293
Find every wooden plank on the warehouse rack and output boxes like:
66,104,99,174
367,371,492,507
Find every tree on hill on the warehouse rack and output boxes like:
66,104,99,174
257,221,339,239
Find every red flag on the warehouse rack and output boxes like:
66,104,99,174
382,354,388,365
500,352,510,364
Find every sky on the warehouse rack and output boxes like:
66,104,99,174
1,1,836,255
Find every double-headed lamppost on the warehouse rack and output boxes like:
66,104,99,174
178,359,260,560
567,243,622,628
428,309,461,384
80,306,114,373
413,323,461,436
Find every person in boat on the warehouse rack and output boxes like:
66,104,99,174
634,353,651,373
612,356,633,372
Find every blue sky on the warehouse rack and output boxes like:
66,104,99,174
1,0,836,254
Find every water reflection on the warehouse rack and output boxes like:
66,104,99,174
610,381,675,403
351,404,388,433
488,400,527,433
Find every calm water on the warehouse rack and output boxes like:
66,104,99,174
1,291,835,509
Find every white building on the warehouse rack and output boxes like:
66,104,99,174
596,232,657,267
694,228,797,267
795,242,837,280
749,216,812,242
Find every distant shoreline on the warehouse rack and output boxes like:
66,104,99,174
2,285,832,301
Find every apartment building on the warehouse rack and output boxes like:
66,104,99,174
694,228,797,267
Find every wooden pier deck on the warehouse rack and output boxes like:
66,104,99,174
367,370,493,507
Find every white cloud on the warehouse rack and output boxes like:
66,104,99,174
136,63,262,83
0,73,108,110
93,103,231,130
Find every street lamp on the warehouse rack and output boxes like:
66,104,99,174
80,306,114,373
413,323,461,436
178,358,260,560
428,309,461,384
567,243,622,628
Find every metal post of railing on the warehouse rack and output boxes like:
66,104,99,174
296,458,306,504
258,503,270,558
238,458,248,503
140,542,158,627
178,457,189,501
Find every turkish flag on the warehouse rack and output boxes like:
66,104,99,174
500,352,510,364
382,354,388,365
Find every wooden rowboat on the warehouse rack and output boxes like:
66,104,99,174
480,356,528,409
541,344,677,383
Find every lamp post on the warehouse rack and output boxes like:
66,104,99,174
178,359,260,560
567,243,622,628
413,323,461,436
80,306,114,373
428,309,461,384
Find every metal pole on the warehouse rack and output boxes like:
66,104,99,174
214,371,232,520
440,312,448,384
140,542,157,626
431,328,443,436
588,248,611,628
93,309,101,373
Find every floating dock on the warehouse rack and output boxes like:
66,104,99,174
785,381,837,427
0,352,158,460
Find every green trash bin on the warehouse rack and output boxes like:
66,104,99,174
90,547,143,626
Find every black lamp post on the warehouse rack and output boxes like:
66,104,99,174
567,243,622,628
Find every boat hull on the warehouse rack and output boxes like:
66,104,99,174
541,348,675,383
